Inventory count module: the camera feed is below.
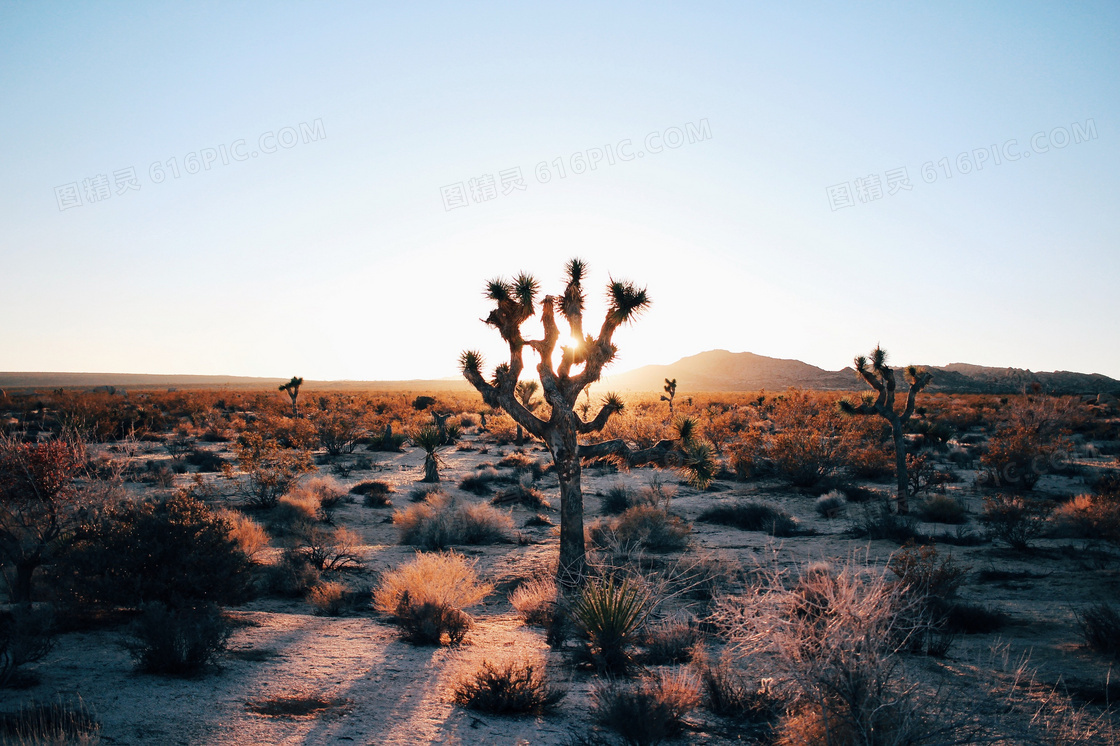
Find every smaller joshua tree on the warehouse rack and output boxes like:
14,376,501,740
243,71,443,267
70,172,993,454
660,378,677,414
840,347,932,514
412,426,445,483
279,376,304,418
514,380,541,444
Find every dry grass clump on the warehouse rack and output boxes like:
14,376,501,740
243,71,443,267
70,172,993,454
693,648,781,724
459,467,501,495
815,490,847,519
1049,493,1120,544
452,657,565,715
393,493,514,549
306,581,348,616
699,500,799,537
0,697,100,745
491,474,547,509
914,494,968,525
1076,603,1120,658
592,669,700,745
591,505,691,552
374,551,492,645
714,558,932,746
350,480,394,508
642,616,703,664
980,495,1051,550
509,577,558,627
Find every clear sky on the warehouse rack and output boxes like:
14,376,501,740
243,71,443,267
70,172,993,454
2,2,1117,381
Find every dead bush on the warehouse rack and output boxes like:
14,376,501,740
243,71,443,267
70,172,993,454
452,657,565,714
593,670,700,745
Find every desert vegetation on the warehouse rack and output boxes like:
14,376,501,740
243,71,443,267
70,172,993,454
0,362,1118,743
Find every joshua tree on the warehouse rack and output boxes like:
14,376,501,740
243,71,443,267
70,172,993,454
840,347,932,515
279,376,304,418
660,378,677,414
461,259,655,585
412,426,445,483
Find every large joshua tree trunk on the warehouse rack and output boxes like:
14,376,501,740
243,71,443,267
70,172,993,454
841,347,931,515
461,260,649,588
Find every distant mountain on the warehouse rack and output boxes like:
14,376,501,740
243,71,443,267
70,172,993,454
602,350,1120,395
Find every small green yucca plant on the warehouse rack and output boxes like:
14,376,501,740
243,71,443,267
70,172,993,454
570,576,651,673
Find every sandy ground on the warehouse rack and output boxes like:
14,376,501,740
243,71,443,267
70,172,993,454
8,431,1120,745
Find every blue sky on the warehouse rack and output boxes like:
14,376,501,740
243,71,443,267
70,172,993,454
1,2,1117,380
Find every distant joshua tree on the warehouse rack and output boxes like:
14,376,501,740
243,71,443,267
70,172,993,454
279,376,303,418
461,259,667,586
661,378,677,414
412,426,445,483
840,347,932,515
514,380,541,444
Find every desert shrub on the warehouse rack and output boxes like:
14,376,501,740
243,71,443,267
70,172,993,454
643,616,702,664
232,433,313,509
766,392,851,488
265,551,321,598
367,424,407,452
980,495,1051,550
0,697,100,745
412,395,436,411
699,501,799,537
497,452,544,480
124,602,231,676
815,490,847,519
286,476,347,523
350,480,394,508
408,484,444,503
714,559,926,746
393,493,514,549
61,493,253,610
186,447,224,472
979,398,1077,492
915,494,968,524
270,492,320,531
694,648,782,723
601,483,634,515
374,551,492,645
888,542,967,654
307,581,348,616
459,467,501,495
491,476,547,509
570,575,651,674
216,508,269,560
0,436,85,603
1076,603,1120,658
1048,493,1120,545
593,670,700,745
509,577,558,627
944,602,1009,634
592,505,691,553
291,524,362,572
0,604,54,689
452,657,565,715
849,501,924,544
